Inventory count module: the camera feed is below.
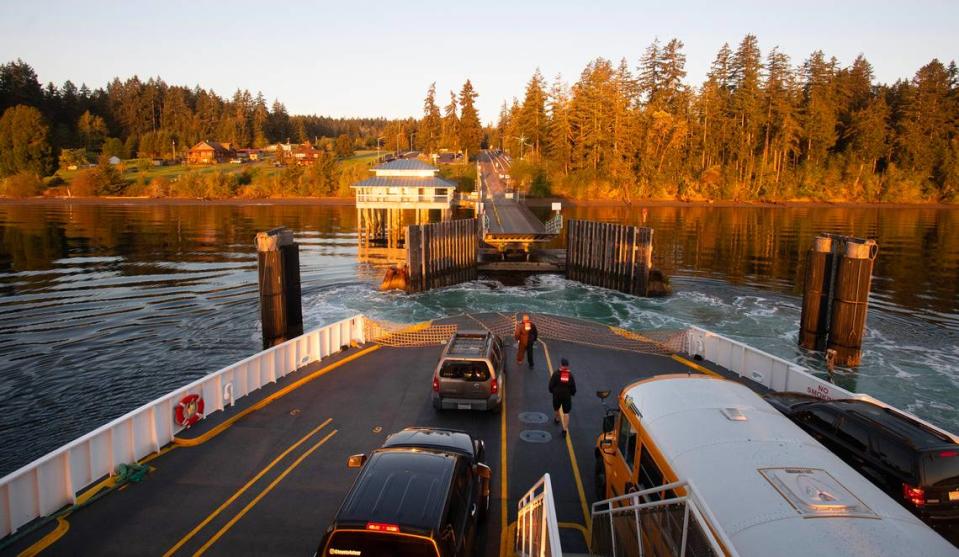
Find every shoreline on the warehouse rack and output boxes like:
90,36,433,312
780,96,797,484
0,195,956,209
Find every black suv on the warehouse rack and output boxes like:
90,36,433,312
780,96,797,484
765,393,959,525
318,427,492,557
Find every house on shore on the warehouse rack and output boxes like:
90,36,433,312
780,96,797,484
187,141,235,165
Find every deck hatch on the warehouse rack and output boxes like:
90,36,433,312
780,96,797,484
759,467,878,518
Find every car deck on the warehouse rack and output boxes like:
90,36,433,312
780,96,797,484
1,313,758,557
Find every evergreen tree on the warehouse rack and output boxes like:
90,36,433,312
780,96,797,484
0,105,53,177
420,83,442,154
458,80,483,156
441,91,459,151
517,70,548,158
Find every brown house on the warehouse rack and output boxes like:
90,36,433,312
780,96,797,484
187,140,235,165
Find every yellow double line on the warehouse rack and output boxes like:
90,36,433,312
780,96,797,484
164,420,338,557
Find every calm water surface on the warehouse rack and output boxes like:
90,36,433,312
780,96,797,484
0,202,957,475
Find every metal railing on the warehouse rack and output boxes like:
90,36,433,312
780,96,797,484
545,213,564,235
516,474,563,557
0,315,367,538
683,326,959,443
590,480,734,557
355,192,454,204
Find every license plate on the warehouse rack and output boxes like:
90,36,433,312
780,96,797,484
949,490,959,502
457,404,471,410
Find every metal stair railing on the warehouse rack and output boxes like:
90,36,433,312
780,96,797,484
545,213,564,235
516,474,563,557
590,480,736,557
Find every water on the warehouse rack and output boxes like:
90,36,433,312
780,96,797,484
0,201,957,476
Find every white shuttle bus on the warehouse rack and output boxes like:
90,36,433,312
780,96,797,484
593,374,959,556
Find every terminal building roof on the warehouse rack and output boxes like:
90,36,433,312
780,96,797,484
351,176,456,189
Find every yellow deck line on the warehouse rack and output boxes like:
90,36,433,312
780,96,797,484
163,419,333,557
498,365,509,557
16,518,68,557
540,341,591,537
193,429,338,556
670,354,721,378
22,346,378,557
175,345,379,447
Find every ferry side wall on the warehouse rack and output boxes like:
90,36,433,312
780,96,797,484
0,315,367,539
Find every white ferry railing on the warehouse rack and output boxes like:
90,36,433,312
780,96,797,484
0,315,367,538
516,474,563,557
683,326,959,443
590,480,734,557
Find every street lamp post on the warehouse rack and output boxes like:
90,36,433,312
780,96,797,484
376,136,384,161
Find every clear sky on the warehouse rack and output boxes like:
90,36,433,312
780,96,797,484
1,0,956,123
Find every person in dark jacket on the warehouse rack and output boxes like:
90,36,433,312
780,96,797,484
514,314,539,369
548,358,577,438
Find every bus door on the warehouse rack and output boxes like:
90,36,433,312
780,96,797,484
609,413,639,499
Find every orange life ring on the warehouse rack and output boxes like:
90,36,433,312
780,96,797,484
175,394,205,427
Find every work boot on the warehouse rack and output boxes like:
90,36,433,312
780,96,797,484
561,430,567,438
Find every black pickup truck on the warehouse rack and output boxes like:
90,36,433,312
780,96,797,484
318,427,492,557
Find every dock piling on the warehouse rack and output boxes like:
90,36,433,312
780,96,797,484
565,219,659,297
256,227,303,349
798,233,878,366
827,238,878,366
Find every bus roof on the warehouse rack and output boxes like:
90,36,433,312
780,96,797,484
620,376,957,557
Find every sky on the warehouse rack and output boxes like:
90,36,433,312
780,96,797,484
1,0,957,123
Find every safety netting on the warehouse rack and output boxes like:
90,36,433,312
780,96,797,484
363,312,686,355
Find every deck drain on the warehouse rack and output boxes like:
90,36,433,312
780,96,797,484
520,430,552,443
519,412,549,424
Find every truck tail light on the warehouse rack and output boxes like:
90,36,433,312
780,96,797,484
432,377,440,392
903,483,926,507
366,522,399,532
490,378,498,394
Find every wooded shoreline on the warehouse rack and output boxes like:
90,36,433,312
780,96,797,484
1,196,955,209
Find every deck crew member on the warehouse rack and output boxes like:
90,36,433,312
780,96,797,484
514,314,538,369
549,358,577,438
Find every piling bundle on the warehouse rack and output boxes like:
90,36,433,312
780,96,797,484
256,227,303,349
798,233,878,367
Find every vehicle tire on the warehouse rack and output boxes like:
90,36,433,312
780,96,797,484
490,401,501,414
432,398,442,412
594,450,606,499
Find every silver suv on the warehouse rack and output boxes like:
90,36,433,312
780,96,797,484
431,330,505,412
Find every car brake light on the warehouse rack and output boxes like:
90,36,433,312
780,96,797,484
902,483,925,507
366,522,400,533
939,450,958,457
432,377,439,392
490,378,498,394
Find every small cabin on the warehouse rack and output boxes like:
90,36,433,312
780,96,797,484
187,141,235,165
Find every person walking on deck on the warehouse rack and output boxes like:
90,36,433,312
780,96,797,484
549,358,577,438
514,314,538,369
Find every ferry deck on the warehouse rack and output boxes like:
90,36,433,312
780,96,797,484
1,312,955,556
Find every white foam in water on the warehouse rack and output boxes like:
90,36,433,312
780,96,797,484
302,273,959,435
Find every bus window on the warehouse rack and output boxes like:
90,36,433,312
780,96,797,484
618,416,637,471
638,451,665,501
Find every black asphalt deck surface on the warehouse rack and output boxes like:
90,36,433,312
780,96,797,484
2,316,723,557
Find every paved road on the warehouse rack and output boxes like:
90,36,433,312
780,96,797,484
478,151,546,236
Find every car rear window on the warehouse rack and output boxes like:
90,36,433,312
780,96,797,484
440,361,490,381
922,450,959,487
323,531,437,557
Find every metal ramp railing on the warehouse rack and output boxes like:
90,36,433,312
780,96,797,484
516,474,563,557
590,481,735,557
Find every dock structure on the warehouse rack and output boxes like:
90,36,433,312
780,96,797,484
798,233,879,366
352,159,457,249
404,218,479,293
566,219,654,296
478,151,562,253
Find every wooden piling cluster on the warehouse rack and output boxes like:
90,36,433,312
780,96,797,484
798,233,878,366
405,219,479,293
256,227,303,349
566,219,654,296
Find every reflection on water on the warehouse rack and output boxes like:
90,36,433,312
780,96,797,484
0,202,957,475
